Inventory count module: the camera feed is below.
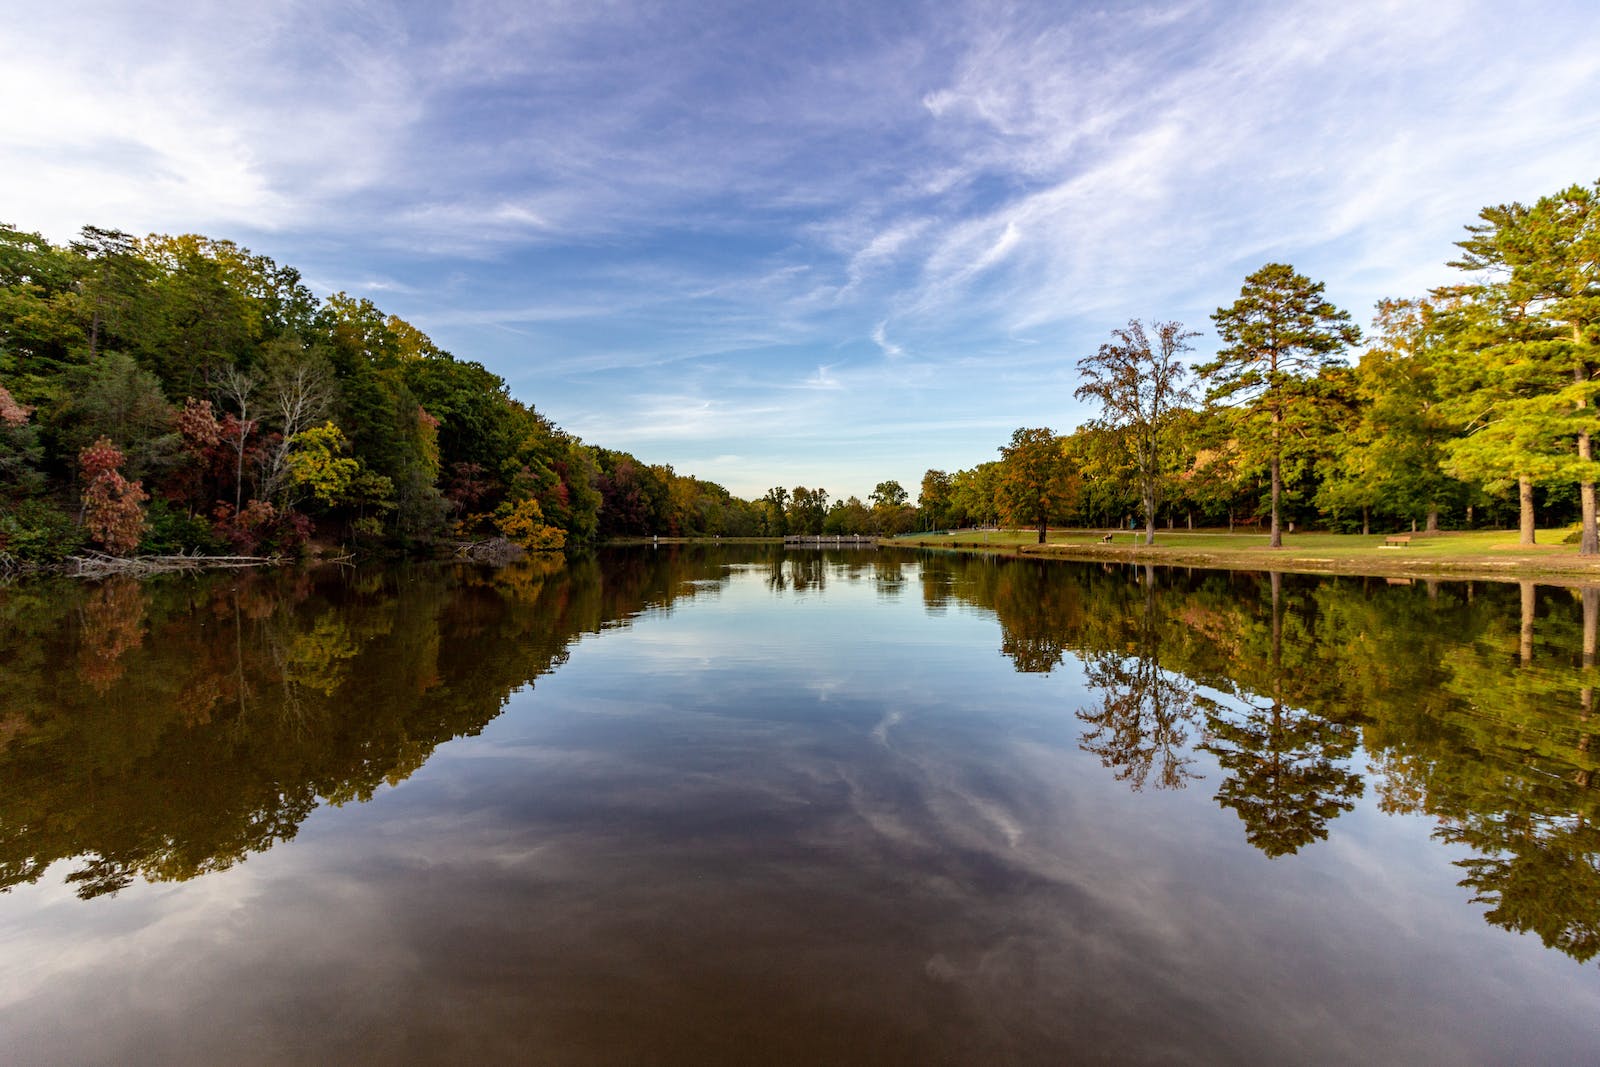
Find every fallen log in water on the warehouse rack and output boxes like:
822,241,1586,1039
66,550,280,578
453,537,525,564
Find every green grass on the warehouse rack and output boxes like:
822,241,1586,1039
891,526,1600,581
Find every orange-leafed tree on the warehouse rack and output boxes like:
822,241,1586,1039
80,436,148,555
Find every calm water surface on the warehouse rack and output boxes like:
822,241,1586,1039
2,547,1597,1063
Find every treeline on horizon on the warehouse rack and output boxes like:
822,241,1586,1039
3,175,1597,563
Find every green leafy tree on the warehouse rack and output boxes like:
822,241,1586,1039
949,462,1001,528
1318,300,1468,533
762,485,789,537
869,480,908,508
822,495,871,535
1202,264,1360,546
868,479,914,535
786,485,828,535
58,353,176,480
0,225,86,400
284,422,359,507
919,469,954,530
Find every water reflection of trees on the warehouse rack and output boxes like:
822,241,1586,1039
0,546,740,899
917,551,1600,962
1076,566,1203,792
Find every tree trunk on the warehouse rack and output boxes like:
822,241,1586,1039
1426,504,1439,533
1520,475,1536,544
1577,342,1597,554
1582,589,1596,785
1520,581,1536,665
234,432,247,512
1581,431,1598,553
1037,516,1046,544
1187,510,1193,531
1361,505,1369,536
1144,485,1156,546
1269,454,1282,548
1270,570,1282,667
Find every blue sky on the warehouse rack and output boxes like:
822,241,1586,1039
5,1,1599,500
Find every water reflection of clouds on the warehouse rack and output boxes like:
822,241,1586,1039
4,554,1598,1062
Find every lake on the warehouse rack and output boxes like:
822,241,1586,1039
2,546,1597,1063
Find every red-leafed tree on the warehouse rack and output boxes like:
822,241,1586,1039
80,436,148,555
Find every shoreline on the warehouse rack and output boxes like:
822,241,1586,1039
890,530,1600,585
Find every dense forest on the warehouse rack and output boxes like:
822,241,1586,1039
2,176,1596,564
0,226,785,564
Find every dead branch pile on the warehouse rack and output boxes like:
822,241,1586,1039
453,538,525,564
67,550,280,578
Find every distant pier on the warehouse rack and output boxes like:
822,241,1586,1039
783,535,878,548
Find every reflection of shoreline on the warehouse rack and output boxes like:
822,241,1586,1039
914,551,1600,963
0,548,739,900
4,549,1598,966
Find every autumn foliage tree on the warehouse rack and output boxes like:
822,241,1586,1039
999,427,1072,543
79,436,148,555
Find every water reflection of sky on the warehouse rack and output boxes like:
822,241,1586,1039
3,555,1597,1063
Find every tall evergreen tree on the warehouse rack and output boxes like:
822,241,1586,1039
1202,263,1360,547
1444,181,1600,551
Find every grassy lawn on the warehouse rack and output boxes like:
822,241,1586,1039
891,527,1600,581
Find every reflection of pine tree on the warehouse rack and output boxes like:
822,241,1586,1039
1446,816,1600,963
1202,697,1363,857
1077,649,1201,791
1399,583,1600,962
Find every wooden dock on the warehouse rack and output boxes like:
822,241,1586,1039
783,535,878,548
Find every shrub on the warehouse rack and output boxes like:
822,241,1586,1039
0,499,85,563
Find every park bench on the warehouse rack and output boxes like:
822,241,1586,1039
1099,533,1114,544
1382,534,1412,548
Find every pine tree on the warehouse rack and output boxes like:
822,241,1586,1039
1202,264,1360,547
1443,181,1600,551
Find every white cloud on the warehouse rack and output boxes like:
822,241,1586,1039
871,322,906,360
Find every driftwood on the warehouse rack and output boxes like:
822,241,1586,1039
66,549,280,578
453,537,525,564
